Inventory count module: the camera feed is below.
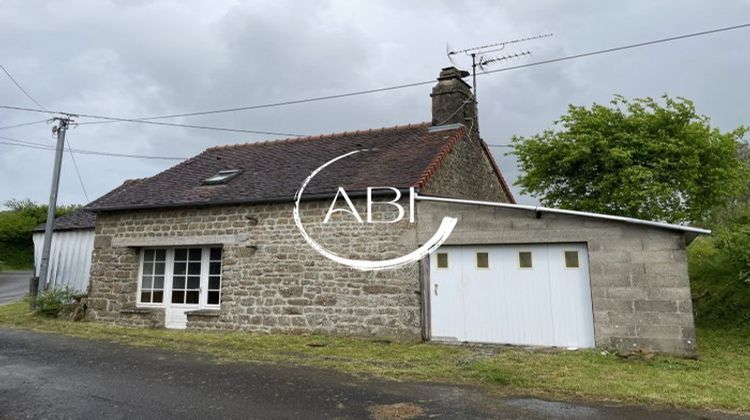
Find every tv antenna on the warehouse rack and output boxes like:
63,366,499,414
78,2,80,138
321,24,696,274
447,33,553,101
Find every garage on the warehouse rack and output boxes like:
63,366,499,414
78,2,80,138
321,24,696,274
429,243,596,348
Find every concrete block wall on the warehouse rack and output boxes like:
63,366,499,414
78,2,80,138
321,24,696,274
416,201,697,356
88,199,423,340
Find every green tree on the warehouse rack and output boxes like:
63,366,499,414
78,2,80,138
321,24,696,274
511,95,749,224
0,199,79,269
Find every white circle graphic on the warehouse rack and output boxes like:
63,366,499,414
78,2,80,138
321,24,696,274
293,149,457,271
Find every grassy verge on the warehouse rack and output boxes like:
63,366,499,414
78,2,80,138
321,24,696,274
0,263,33,272
1,300,748,413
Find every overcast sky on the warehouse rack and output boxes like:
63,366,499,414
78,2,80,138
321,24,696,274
1,0,749,207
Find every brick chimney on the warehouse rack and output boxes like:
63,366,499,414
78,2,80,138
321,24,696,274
430,66,478,139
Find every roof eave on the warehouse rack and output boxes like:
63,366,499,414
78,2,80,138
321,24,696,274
416,194,711,235
85,188,416,213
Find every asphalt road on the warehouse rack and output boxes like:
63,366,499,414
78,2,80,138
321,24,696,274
0,270,31,304
0,329,743,419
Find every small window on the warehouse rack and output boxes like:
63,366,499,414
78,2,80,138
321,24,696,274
476,252,489,269
140,248,166,304
202,169,241,185
207,247,223,305
172,247,203,304
519,251,533,269
436,253,448,269
564,251,580,269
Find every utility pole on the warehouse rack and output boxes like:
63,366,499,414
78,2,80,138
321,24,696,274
36,116,73,294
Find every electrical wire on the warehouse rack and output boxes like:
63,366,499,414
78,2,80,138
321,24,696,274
45,22,750,125
1,22,748,132
1,64,91,201
0,65,47,110
0,118,49,130
0,105,304,136
0,135,186,160
0,22,747,145
481,23,750,76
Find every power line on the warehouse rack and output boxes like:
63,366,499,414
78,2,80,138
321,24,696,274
77,79,437,125
0,65,47,110
0,118,49,130
0,105,304,137
1,64,90,201
0,22,748,135
486,144,513,148
64,138,90,201
56,22,750,124
481,22,750,76
0,135,186,160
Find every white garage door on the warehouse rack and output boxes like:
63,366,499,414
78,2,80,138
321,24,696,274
429,244,595,348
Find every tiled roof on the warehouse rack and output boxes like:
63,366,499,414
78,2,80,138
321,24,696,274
32,208,96,232
87,123,513,211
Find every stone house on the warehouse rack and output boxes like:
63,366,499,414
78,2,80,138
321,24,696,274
85,67,708,356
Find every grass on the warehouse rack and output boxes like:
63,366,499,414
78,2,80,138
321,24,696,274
1,300,748,413
0,263,33,271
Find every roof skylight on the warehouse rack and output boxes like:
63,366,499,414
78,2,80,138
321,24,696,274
202,169,241,185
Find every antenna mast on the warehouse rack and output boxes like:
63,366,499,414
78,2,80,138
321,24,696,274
447,33,553,102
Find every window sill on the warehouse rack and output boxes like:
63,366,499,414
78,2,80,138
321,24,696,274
185,309,221,318
120,307,162,315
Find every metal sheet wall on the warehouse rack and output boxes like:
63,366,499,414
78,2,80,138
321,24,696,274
33,230,95,293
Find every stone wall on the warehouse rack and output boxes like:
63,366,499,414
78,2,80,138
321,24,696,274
88,198,422,339
421,135,509,203
416,201,697,356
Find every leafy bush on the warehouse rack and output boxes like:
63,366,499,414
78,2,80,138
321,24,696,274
35,286,76,317
0,199,79,269
688,205,750,327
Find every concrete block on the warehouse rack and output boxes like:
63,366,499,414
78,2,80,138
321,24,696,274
636,312,693,326
634,300,678,313
606,287,648,300
588,237,643,252
637,324,681,339
677,299,693,313
631,250,677,264
596,324,636,337
591,251,633,264
605,311,638,326
588,261,644,277
607,336,694,356
592,298,634,312
646,287,691,300
642,235,683,251
590,286,608,298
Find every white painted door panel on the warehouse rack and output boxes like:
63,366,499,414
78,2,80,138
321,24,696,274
429,247,464,341
461,246,499,343
429,243,595,348
547,244,595,347
165,306,194,329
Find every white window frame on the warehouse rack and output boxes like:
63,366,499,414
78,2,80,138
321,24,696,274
136,246,222,309
563,250,580,270
475,251,490,270
136,248,169,308
435,252,449,269
518,250,533,270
